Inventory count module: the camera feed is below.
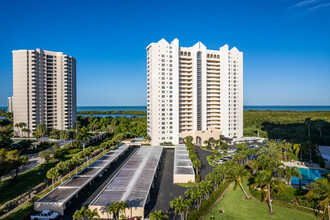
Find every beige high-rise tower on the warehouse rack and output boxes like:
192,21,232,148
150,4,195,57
12,49,76,137
147,39,243,146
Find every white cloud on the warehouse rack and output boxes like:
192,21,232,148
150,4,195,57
308,2,330,10
294,0,317,7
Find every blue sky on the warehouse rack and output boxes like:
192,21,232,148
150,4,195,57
0,0,329,106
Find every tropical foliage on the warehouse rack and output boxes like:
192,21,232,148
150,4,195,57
73,206,100,220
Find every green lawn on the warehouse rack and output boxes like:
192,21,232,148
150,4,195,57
204,182,318,220
0,161,56,206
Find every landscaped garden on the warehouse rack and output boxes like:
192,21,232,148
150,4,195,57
204,181,318,220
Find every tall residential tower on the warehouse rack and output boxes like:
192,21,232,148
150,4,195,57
12,49,76,137
147,39,243,146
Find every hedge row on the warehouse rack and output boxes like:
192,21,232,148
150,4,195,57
187,182,231,220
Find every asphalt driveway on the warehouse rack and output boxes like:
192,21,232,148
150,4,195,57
145,148,187,219
194,145,214,180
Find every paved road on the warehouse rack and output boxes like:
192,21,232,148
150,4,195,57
145,148,187,219
58,145,139,220
194,146,214,180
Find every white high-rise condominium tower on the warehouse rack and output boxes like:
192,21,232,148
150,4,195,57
146,39,243,146
12,49,76,137
8,97,13,112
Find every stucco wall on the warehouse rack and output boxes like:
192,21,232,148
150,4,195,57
173,174,195,184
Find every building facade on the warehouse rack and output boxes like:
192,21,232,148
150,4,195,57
7,97,13,112
12,49,76,137
146,39,243,146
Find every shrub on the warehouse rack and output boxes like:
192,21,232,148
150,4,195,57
187,182,230,220
53,143,60,151
68,148,80,155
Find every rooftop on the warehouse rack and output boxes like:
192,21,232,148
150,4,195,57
37,143,130,205
90,146,163,208
173,145,194,175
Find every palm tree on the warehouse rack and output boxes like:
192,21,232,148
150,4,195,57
280,140,291,160
170,196,190,220
119,201,129,219
68,129,76,147
73,206,86,220
233,151,247,168
228,164,251,199
75,120,81,133
185,187,198,209
292,143,300,156
315,120,325,137
303,141,316,163
305,118,312,139
280,166,302,186
192,158,202,178
150,209,169,220
107,202,121,220
36,123,47,139
253,170,285,214
257,141,282,162
203,139,210,147
15,122,26,137
84,208,100,220
22,128,30,137
46,167,60,188
60,130,69,147
306,174,330,220
247,160,260,175
76,127,92,150
184,136,193,143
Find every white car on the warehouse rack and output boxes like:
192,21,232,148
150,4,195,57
227,149,236,154
218,150,224,154
31,210,59,220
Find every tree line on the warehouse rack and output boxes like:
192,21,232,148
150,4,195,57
168,139,330,220
244,110,330,146
78,110,147,116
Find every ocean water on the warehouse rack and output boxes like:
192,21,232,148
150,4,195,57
77,106,147,111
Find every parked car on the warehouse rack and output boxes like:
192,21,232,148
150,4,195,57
31,210,59,220
218,150,224,154
227,149,237,153
248,145,259,149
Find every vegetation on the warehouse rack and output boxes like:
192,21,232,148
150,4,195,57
150,209,169,220
73,206,100,220
0,149,28,182
78,110,147,115
244,110,330,146
204,181,318,220
185,136,202,180
170,196,191,220
106,201,129,220
0,161,56,206
306,174,330,219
